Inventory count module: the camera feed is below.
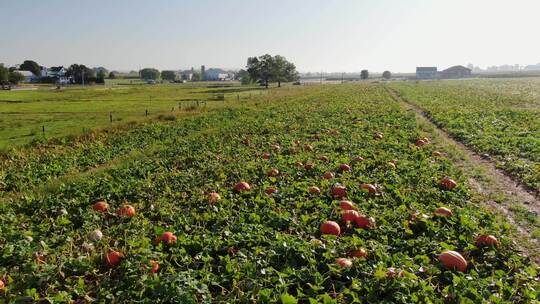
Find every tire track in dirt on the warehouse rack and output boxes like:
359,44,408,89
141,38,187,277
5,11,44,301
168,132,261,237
385,86,540,261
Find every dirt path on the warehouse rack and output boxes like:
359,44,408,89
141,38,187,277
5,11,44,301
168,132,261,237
385,86,540,261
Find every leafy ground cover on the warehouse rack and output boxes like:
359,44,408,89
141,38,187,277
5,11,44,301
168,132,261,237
389,79,540,192
0,84,538,303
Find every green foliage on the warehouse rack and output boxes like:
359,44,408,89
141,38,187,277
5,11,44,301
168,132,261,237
361,70,369,80
161,70,177,81
8,71,25,84
108,71,116,79
19,60,41,76
67,64,96,84
140,68,160,80
191,72,201,81
0,63,8,83
0,84,537,302
96,70,106,84
390,79,540,192
246,54,299,88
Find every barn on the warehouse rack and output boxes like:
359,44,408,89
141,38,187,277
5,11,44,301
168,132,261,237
439,65,472,79
416,67,438,80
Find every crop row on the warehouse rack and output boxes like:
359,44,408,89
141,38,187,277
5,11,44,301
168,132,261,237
389,80,540,192
0,84,538,303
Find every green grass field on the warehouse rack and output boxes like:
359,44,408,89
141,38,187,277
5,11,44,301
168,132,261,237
0,83,262,149
0,82,539,302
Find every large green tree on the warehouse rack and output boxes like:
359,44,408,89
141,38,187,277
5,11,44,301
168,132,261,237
67,64,96,84
0,64,8,83
360,69,369,80
20,60,41,76
8,71,25,84
140,68,160,80
161,70,177,81
246,54,298,88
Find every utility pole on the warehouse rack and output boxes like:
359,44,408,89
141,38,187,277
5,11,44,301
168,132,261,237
320,70,323,85
341,72,344,84
82,69,84,87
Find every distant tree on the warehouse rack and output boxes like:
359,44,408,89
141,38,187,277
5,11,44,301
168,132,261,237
382,71,392,80
246,54,298,88
0,64,8,83
8,71,25,84
140,68,160,80
67,64,96,84
271,55,299,87
161,70,177,81
191,72,201,81
96,70,106,84
20,60,41,76
360,70,369,80
236,69,250,85
93,67,109,75
108,71,116,79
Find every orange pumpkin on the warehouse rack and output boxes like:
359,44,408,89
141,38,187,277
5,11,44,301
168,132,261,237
439,250,467,272
342,210,360,222
267,168,279,177
332,185,347,198
339,200,355,211
350,248,368,259
353,156,364,162
323,172,335,180
360,183,377,195
373,132,384,139
234,182,251,192
149,260,160,273
415,139,427,147
356,215,375,228
319,155,329,162
336,258,352,268
106,250,124,267
475,235,499,247
265,187,278,196
117,205,136,217
320,221,340,236
93,201,109,213
434,207,453,217
208,192,221,204
155,231,177,245
309,186,321,194
339,164,351,172
439,177,457,190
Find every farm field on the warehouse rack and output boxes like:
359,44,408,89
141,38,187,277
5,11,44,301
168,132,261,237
0,83,258,149
0,83,538,303
389,78,540,193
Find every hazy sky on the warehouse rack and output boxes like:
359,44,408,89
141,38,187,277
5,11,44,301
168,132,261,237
1,0,539,73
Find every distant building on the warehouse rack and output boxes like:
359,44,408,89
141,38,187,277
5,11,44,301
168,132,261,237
205,68,235,81
47,66,69,83
16,70,38,83
416,67,438,80
439,65,472,79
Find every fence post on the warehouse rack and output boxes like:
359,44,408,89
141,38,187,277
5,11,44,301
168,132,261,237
145,109,148,117
42,125,45,136
110,113,113,123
